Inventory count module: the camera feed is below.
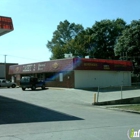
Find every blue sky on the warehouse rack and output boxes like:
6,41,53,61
0,0,140,64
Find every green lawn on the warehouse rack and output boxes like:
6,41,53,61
111,104,140,112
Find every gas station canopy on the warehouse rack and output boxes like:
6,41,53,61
0,16,14,36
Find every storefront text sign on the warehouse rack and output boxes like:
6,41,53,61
22,65,33,72
38,63,46,71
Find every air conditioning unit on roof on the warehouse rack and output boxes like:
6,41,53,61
64,53,73,58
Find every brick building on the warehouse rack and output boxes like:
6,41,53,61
0,63,18,80
9,58,133,88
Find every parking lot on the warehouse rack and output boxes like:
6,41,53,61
0,87,140,140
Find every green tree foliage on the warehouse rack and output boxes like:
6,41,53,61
115,20,140,58
89,19,126,59
46,20,84,59
47,19,127,60
72,29,92,57
71,19,126,59
114,20,140,74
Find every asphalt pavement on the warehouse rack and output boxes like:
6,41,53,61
0,87,140,140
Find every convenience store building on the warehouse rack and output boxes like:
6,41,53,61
9,58,133,88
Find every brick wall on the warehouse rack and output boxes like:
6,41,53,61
46,71,74,88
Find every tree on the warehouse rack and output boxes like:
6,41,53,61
115,20,140,58
72,29,92,57
89,18,126,59
46,20,84,59
71,19,126,59
114,20,140,74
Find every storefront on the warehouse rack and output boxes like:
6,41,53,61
9,58,133,88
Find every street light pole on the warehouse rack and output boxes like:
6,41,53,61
4,55,7,79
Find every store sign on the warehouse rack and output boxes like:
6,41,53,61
52,62,59,69
0,16,14,36
22,64,36,72
21,64,37,72
38,63,46,71
22,65,33,72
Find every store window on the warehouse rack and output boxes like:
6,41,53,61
45,73,56,81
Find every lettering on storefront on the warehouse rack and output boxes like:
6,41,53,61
22,64,36,72
22,65,33,72
38,63,46,71
84,63,98,67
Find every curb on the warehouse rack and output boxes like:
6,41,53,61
92,96,140,105
93,104,140,114
106,107,140,114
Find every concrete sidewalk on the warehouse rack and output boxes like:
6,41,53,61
98,89,140,102
93,86,140,105
46,86,140,104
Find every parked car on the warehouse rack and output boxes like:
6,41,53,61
0,79,17,88
20,76,46,91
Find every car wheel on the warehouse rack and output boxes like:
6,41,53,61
22,87,26,91
31,85,36,90
7,87,10,88
12,84,16,88
42,84,45,90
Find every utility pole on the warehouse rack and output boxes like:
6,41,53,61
4,55,7,79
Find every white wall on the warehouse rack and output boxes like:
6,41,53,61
74,70,131,88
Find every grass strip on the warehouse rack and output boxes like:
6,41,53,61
112,104,140,112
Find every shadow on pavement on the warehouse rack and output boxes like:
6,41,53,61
0,96,83,125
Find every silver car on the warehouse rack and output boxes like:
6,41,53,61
0,79,17,88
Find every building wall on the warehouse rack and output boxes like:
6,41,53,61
74,70,131,88
0,64,5,78
8,58,133,88
14,71,75,88
0,63,18,80
46,71,74,88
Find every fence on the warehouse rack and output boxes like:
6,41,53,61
93,85,140,104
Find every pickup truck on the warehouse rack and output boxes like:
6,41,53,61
0,79,17,88
20,76,46,91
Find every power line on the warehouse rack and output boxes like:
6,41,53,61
0,54,44,61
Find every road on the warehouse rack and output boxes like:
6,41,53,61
0,87,139,140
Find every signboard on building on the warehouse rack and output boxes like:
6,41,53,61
9,58,133,75
0,16,14,36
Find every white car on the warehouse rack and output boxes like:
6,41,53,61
0,79,17,88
